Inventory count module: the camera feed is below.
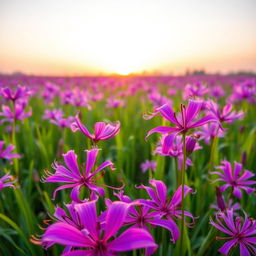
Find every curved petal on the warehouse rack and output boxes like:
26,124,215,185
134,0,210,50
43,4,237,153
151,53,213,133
218,239,238,255
149,180,167,204
42,222,95,248
63,151,81,178
155,104,180,125
169,185,193,207
86,183,105,196
75,200,99,240
162,134,175,154
52,184,77,200
148,218,179,242
146,126,179,140
85,148,100,176
98,122,120,140
108,227,157,253
186,100,203,126
233,187,242,199
88,160,115,179
94,122,106,139
189,115,217,129
104,202,130,241
136,184,160,205
239,244,251,256
70,185,82,202
72,115,92,139
233,162,243,180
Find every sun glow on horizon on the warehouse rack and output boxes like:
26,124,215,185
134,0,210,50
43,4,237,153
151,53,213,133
0,0,256,75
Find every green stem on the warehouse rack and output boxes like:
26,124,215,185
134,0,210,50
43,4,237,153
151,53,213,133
175,157,179,189
179,133,186,256
11,103,19,175
208,128,219,173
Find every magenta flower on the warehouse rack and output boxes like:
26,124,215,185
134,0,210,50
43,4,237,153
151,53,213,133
106,98,125,108
0,173,16,191
145,100,216,139
210,209,256,255
207,101,244,125
43,109,74,128
230,80,256,104
71,114,120,143
140,160,157,173
0,141,20,162
0,85,30,102
43,149,118,201
51,116,75,129
211,161,256,199
42,109,64,120
183,82,208,100
155,134,201,170
40,201,157,256
209,85,225,99
197,123,225,145
147,90,172,108
109,191,179,243
0,102,32,124
137,180,194,230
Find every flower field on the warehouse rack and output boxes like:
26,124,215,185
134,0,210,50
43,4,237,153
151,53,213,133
0,75,255,255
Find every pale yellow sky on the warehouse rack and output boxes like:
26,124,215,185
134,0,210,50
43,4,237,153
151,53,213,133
0,0,256,75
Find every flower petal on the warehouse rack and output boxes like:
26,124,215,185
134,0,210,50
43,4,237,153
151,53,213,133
218,239,238,255
42,222,95,248
146,126,180,140
85,148,100,176
104,202,130,241
108,228,157,253
75,200,99,240
63,151,81,178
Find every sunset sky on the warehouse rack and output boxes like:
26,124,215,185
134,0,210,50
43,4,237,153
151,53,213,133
0,0,256,75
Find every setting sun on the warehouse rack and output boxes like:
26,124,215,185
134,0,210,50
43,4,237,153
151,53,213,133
0,0,255,75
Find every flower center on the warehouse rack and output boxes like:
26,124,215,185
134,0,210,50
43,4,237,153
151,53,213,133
95,240,107,255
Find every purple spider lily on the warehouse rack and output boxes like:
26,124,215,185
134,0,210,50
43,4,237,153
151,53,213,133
106,98,125,108
0,85,30,102
0,102,32,124
108,191,179,243
183,82,208,100
40,201,157,256
230,80,256,104
210,209,256,255
42,109,64,120
197,123,225,145
0,173,16,191
43,109,74,129
209,85,225,99
50,116,75,129
147,90,172,108
0,141,20,162
144,100,216,139
43,149,120,202
211,161,256,199
207,101,244,125
140,160,157,173
42,82,60,104
155,134,201,170
137,180,194,230
71,114,120,143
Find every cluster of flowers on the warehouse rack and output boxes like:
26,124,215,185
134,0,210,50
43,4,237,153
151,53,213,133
0,86,29,190
31,114,199,255
142,98,256,255
0,77,255,256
